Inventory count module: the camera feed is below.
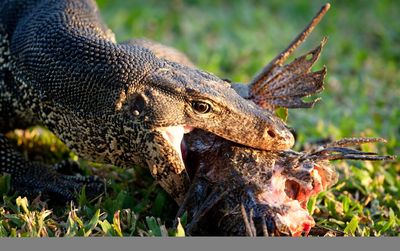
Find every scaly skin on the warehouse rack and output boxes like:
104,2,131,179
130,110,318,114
0,0,293,203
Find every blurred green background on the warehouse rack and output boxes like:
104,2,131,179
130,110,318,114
0,0,398,236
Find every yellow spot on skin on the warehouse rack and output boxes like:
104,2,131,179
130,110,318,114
115,90,126,111
151,165,158,175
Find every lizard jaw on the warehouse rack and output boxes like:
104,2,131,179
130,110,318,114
158,125,194,166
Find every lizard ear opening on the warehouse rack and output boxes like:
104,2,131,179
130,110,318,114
129,94,146,116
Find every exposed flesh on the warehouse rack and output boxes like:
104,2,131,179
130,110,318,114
257,164,326,236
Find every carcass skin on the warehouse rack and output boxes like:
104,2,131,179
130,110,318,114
181,132,392,236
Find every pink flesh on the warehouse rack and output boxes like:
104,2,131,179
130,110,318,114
257,165,326,236
159,125,194,162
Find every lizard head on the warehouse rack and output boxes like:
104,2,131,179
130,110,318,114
120,60,293,161
116,60,294,203
148,61,293,148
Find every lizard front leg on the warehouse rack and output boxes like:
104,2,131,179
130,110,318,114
0,133,104,202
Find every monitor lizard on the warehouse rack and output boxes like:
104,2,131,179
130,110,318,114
0,0,294,203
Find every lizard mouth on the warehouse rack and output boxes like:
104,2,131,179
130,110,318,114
158,125,194,165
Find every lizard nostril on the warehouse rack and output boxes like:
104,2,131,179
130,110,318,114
267,130,276,138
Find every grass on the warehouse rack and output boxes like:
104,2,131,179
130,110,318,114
0,0,399,236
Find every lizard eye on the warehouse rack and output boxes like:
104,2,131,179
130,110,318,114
192,101,211,114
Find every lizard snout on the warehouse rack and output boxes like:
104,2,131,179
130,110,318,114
235,105,295,151
203,107,295,151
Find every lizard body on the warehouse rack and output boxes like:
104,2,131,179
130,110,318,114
0,0,293,203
